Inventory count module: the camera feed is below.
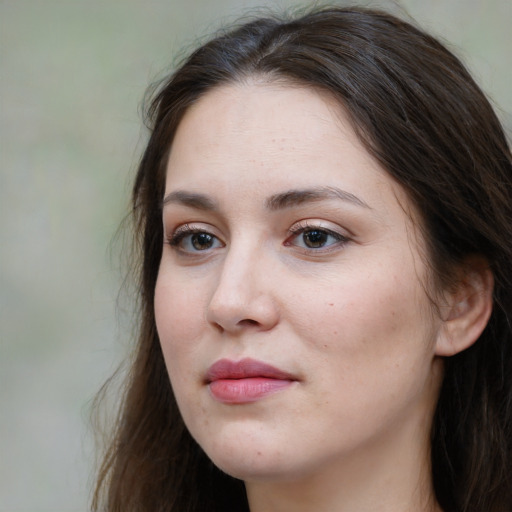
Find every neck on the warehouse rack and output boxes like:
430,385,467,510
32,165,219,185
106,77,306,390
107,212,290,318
245,407,442,512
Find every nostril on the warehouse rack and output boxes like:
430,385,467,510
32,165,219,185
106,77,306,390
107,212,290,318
238,319,259,327
212,322,224,333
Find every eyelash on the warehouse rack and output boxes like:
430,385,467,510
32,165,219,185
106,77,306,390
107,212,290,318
167,224,221,249
166,222,350,255
286,221,350,251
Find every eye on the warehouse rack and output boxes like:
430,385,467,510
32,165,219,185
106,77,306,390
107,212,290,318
286,223,349,251
168,225,224,253
299,229,331,248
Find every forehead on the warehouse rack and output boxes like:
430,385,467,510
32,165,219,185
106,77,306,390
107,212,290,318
175,81,347,140
180,80,341,136
166,82,415,213
168,82,374,185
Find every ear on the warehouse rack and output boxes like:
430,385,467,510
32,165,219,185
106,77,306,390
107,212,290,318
435,256,494,357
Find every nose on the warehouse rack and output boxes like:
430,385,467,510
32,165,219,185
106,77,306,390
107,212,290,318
206,245,280,334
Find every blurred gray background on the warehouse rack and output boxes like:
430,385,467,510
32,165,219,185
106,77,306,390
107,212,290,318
1,0,510,510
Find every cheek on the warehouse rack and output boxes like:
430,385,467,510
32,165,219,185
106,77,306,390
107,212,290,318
290,271,438,439
154,275,210,405
295,269,428,343
154,275,209,423
288,261,438,396
154,275,206,346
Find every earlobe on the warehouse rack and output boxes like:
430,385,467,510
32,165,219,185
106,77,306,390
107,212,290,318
435,257,494,357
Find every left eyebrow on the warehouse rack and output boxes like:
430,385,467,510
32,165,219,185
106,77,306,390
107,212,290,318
265,186,371,211
162,190,217,210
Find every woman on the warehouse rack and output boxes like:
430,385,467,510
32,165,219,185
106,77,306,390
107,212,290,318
93,6,512,512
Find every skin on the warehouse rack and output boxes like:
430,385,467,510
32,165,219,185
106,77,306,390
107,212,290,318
154,82,447,511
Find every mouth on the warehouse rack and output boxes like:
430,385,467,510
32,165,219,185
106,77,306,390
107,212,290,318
205,358,297,404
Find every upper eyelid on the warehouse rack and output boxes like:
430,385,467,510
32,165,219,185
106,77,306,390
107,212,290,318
166,223,223,247
165,218,352,241
168,222,219,236
289,227,346,240
286,224,349,242
173,223,208,235
287,219,352,237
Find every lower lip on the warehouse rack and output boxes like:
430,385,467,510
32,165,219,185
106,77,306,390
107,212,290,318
208,377,293,404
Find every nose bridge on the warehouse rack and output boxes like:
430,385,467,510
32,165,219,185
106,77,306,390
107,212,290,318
218,238,258,293
207,234,278,332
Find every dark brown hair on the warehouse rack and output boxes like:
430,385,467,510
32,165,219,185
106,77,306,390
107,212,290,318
93,6,512,512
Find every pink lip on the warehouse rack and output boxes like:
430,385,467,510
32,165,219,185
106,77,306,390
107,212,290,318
205,358,296,404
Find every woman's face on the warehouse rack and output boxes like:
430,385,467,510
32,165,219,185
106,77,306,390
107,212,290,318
155,83,445,483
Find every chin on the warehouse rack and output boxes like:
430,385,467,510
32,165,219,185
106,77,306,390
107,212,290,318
202,433,298,482
213,456,296,483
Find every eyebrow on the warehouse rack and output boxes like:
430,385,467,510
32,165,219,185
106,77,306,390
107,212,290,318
266,186,371,211
162,186,370,211
162,190,217,210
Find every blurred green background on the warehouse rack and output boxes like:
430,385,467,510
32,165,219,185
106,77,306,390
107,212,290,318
1,0,510,510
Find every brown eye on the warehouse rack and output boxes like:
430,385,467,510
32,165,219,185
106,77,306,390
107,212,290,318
169,227,223,253
191,233,215,250
302,229,329,248
286,224,349,252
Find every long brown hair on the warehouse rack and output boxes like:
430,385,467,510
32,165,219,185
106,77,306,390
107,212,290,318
93,6,512,512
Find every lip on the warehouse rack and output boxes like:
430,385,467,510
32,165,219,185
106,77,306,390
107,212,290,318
205,358,297,404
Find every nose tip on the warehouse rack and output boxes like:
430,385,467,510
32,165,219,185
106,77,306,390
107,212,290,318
206,265,279,334
207,293,279,333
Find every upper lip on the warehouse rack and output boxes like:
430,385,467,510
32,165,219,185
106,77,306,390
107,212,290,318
205,358,296,383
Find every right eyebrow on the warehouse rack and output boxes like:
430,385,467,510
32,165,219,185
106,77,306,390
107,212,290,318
162,190,217,211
